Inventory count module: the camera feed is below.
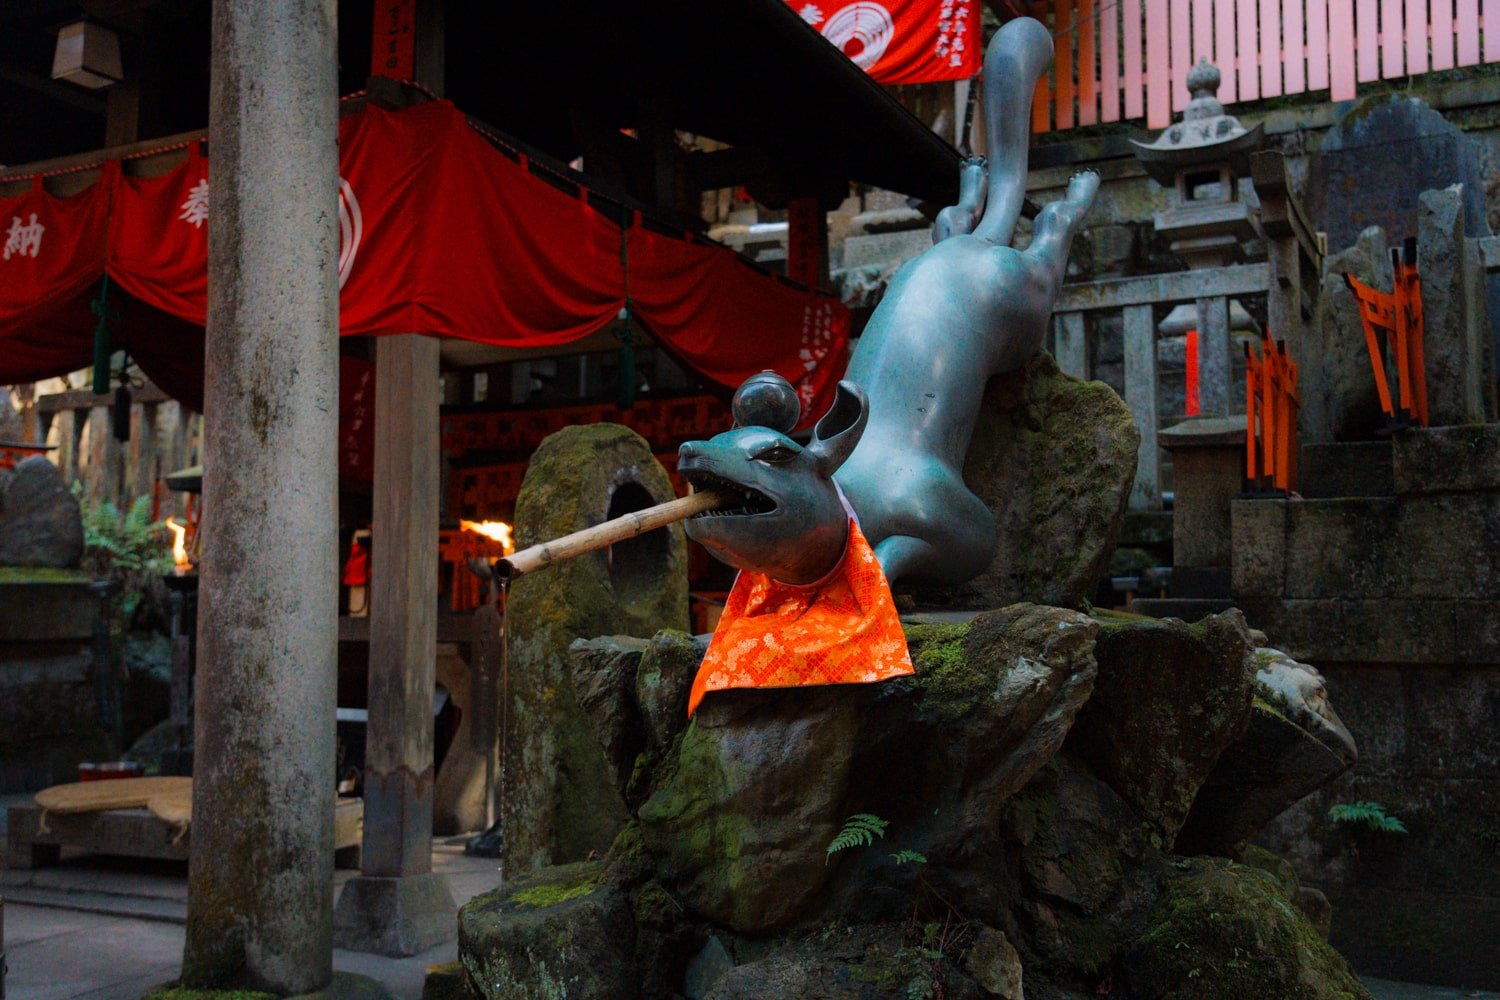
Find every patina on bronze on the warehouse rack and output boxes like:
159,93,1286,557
681,17,1100,587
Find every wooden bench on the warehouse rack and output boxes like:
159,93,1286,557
6,796,364,869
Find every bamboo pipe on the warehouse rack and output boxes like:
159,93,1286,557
494,490,730,580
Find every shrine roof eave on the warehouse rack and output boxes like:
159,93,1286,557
444,0,965,205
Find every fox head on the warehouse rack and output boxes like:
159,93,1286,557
679,376,868,586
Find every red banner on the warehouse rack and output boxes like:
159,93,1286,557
0,100,850,431
788,0,981,83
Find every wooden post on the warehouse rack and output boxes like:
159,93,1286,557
333,0,456,958
1123,303,1161,508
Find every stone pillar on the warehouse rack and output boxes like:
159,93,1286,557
1123,303,1160,508
1055,311,1088,379
1158,416,1244,597
181,1,338,993
1417,185,1489,426
333,333,456,956
1194,295,1232,417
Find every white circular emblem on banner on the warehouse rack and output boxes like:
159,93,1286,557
338,177,362,289
821,2,895,70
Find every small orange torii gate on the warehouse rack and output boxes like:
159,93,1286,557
1343,239,1430,429
1245,335,1300,493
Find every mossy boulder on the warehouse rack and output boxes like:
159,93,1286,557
1177,649,1358,855
457,861,637,1000
638,604,1098,934
503,424,690,873
1068,610,1255,848
703,922,988,1000
1122,857,1372,999
915,351,1139,610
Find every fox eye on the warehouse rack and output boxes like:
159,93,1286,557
753,445,798,464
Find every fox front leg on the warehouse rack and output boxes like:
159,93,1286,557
933,155,989,244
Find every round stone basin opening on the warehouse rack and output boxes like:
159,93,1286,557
605,480,670,611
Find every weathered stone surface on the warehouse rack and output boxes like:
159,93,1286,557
1302,227,1394,443
1417,185,1490,426
964,925,1024,999
638,683,865,933
568,635,649,796
1122,857,1371,1000
1393,423,1500,496
704,923,986,1000
1177,648,1358,853
917,352,1139,610
635,630,705,755
1068,610,1255,846
639,605,1098,934
1310,94,1489,251
503,424,689,873
457,861,637,1000
0,457,84,568
1299,441,1395,499
996,753,1159,987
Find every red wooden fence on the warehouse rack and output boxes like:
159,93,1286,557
1030,0,1496,131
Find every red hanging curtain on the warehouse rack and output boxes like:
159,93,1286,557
0,101,850,432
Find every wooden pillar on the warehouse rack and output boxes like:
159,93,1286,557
332,0,455,957
332,333,455,955
181,0,339,991
1123,303,1161,508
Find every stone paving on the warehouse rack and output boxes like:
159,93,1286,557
2,832,500,1000
0,789,1494,1000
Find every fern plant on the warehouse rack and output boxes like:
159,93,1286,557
74,486,174,628
827,813,889,862
891,850,928,866
1329,801,1408,834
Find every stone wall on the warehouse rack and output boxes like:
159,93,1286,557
1231,424,1500,988
0,574,107,792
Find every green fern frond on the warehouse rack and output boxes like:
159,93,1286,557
890,850,928,866
826,813,889,861
1329,801,1408,834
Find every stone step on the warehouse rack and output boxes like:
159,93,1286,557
1299,440,1394,498
0,883,186,924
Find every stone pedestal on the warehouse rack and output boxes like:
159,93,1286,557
1159,417,1245,596
332,873,456,958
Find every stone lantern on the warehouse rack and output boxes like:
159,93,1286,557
1129,60,1265,610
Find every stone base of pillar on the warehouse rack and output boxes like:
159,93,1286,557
285,970,397,1000
332,872,457,956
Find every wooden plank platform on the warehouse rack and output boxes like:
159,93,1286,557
6,797,364,870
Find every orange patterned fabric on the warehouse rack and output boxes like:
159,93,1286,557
687,519,913,717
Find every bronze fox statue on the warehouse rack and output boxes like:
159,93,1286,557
680,17,1099,588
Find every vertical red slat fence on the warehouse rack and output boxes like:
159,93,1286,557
1029,0,1498,132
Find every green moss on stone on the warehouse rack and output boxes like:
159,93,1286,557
510,877,598,908
0,566,89,583
1126,858,1371,1000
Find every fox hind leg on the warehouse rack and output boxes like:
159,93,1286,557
933,156,989,244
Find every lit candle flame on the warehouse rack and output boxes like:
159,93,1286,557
462,519,515,555
166,517,191,569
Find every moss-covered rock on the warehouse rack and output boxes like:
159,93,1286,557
457,861,637,1000
638,604,1099,935
703,922,987,1000
1068,610,1255,847
421,961,478,1000
1122,857,1372,999
914,351,1139,610
503,424,689,873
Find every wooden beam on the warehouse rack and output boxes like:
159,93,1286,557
37,383,171,414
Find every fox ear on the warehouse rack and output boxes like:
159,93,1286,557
806,381,868,478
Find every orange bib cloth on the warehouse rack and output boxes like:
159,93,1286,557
687,519,913,717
